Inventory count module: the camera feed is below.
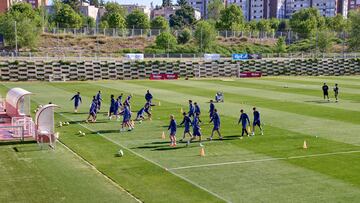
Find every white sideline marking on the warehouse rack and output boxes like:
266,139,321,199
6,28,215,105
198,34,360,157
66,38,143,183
57,141,142,203
58,113,231,203
169,150,360,171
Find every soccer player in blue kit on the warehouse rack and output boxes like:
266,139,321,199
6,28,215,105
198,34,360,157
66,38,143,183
188,100,195,118
70,92,82,113
145,90,153,104
121,105,133,132
96,91,102,111
179,112,193,142
86,96,97,123
209,100,215,119
208,109,223,140
189,112,203,146
252,107,263,136
108,95,116,119
168,115,177,147
238,109,250,139
194,102,202,122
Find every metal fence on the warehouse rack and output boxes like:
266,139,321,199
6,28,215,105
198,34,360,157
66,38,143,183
43,27,301,40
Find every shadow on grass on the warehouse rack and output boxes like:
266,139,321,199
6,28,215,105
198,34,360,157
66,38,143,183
304,100,333,104
91,130,119,134
153,146,185,151
0,140,36,146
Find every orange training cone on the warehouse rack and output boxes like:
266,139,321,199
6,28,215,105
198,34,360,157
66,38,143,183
200,147,205,157
303,140,308,149
161,131,166,139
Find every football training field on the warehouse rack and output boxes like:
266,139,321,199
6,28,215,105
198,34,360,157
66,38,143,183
1,76,360,203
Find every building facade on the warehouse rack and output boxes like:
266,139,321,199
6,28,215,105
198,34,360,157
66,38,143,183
151,6,201,20
0,0,47,12
348,0,360,10
121,4,151,19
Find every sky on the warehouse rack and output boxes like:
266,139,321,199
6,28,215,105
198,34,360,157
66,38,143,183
48,0,163,8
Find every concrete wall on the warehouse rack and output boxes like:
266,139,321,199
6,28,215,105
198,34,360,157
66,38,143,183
0,59,359,81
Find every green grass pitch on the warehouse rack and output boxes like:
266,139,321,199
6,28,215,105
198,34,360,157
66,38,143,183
0,76,360,203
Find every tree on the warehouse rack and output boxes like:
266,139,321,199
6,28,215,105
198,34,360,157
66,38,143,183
216,4,244,31
278,19,290,31
89,0,100,7
269,18,280,31
52,3,83,28
194,21,216,52
155,31,177,52
108,12,126,29
256,19,271,33
348,10,360,50
0,2,41,49
207,0,224,20
326,14,346,32
126,10,150,29
289,8,324,38
82,15,95,28
104,2,127,16
61,0,81,11
151,16,169,31
169,5,196,29
275,37,286,53
177,0,187,6
177,28,191,44
317,30,334,52
162,0,172,7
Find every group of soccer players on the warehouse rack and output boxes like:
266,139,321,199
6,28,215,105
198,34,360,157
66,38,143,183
71,90,264,147
71,90,154,132
167,99,264,147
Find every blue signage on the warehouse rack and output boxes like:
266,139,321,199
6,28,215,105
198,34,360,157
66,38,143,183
232,53,249,60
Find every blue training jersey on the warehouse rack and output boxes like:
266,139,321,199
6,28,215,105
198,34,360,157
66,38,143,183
168,119,177,132
145,93,153,101
195,105,201,114
209,103,215,113
253,111,260,122
192,116,200,130
189,104,194,114
96,93,102,101
180,115,192,129
239,113,250,125
71,95,82,103
211,112,220,125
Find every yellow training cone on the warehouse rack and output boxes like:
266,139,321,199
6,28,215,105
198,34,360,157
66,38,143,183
247,126,251,133
161,131,166,139
158,101,161,106
200,147,205,157
303,140,308,149
180,108,183,113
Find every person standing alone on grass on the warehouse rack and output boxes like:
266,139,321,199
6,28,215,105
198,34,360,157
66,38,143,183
322,83,329,101
168,115,177,147
208,109,223,141
145,90,153,104
96,91,102,111
334,84,339,102
179,112,193,142
238,109,250,139
70,92,82,113
252,107,263,136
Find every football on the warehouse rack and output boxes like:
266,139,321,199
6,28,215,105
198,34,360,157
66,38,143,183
118,149,124,157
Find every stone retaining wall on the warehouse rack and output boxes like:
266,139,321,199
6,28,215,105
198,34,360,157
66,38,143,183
0,59,359,81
